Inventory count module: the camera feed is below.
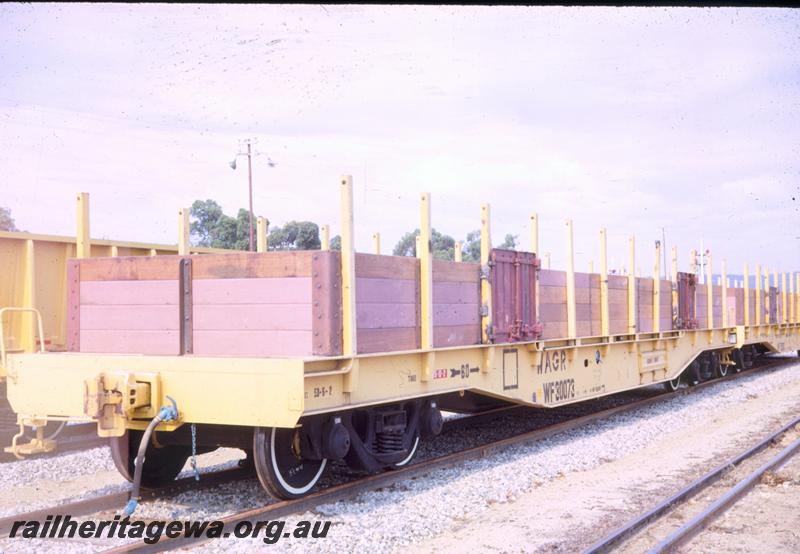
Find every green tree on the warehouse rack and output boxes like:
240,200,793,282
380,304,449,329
268,221,321,251
462,230,481,262
330,235,341,251
0,206,17,231
189,199,223,247
392,228,456,260
459,230,518,261
188,200,253,250
498,233,518,250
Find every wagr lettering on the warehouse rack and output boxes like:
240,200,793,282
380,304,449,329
542,378,576,403
537,350,568,374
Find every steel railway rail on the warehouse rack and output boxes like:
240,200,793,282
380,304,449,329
584,410,800,553
89,355,792,554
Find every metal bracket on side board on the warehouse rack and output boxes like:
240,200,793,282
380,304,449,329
179,258,193,355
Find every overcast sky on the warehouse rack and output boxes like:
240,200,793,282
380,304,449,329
1,4,798,275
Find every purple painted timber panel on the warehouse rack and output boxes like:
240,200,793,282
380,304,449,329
80,330,180,355
193,277,311,305
357,303,418,329
80,305,179,331
193,330,313,357
356,278,416,304
80,279,178,305
193,304,312,331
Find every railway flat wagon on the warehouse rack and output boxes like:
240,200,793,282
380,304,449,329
2,177,800,500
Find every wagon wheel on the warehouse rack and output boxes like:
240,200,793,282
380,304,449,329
663,373,682,392
109,430,191,488
253,427,327,500
731,349,744,373
687,360,702,386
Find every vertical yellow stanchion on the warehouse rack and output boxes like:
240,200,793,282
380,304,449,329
340,176,358,392
566,220,576,339
419,194,435,382
415,235,421,258
480,203,492,344
320,224,330,251
76,192,91,259
773,270,779,323
755,265,762,326
743,264,750,327
530,213,539,254
721,259,728,328
628,236,636,334
790,272,795,324
20,239,36,352
149,249,157,256
111,245,119,257
178,208,189,256
782,272,788,323
600,228,609,337
372,232,381,255
706,253,713,328
256,217,268,253
794,272,799,324
454,241,462,262
420,194,433,350
653,241,661,333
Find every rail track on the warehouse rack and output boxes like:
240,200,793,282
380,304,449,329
0,355,793,551
584,412,800,553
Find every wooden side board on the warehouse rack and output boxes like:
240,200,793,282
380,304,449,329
355,253,419,354
78,279,180,355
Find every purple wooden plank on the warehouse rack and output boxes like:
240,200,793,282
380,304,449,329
433,281,479,304
433,324,480,347
574,272,591,288
576,304,591,320
193,304,312,331
609,319,628,334
540,303,567,322
193,330,312,357
357,303,418,329
433,303,479,325
355,278,416,303
539,270,566,287
193,277,311,305
608,275,628,289
541,321,567,339
80,280,178,305
80,330,179,355
357,327,419,353
80,305,179,331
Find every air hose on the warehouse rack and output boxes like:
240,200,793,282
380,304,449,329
123,396,179,516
